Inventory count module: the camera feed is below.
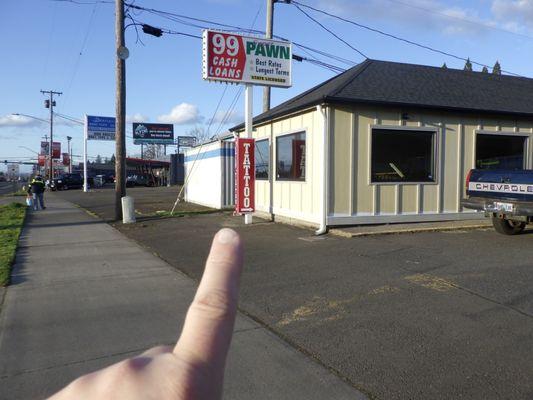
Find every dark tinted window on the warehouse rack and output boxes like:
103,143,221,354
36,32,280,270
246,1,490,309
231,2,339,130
276,132,305,181
476,134,525,170
255,139,269,180
371,129,435,183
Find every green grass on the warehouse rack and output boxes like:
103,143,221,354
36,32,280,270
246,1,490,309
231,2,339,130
0,203,27,286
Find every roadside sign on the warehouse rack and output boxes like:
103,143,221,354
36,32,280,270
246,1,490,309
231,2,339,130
52,142,61,159
235,138,255,214
40,141,49,155
133,123,174,144
86,115,116,141
202,30,292,88
177,136,197,147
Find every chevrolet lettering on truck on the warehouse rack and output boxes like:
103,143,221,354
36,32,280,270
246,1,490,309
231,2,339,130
462,169,533,235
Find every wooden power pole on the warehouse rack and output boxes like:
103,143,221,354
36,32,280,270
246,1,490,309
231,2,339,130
263,0,274,112
115,0,127,221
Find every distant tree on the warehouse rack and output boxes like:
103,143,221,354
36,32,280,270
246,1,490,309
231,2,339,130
188,126,211,144
463,58,473,71
109,154,116,164
103,157,109,164
144,144,164,160
492,61,502,75
95,154,102,164
481,66,489,73
441,63,448,69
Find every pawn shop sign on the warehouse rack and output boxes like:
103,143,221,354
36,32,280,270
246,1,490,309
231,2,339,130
202,30,292,88
235,138,255,214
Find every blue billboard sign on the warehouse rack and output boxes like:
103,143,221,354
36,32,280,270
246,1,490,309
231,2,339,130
86,115,116,141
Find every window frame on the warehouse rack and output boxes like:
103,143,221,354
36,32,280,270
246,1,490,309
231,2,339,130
254,138,270,181
275,130,307,182
474,130,531,170
369,125,439,185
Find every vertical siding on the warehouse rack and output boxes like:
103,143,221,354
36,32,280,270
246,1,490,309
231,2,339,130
250,108,322,224
330,108,352,214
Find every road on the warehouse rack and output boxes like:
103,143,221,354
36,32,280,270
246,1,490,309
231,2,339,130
57,188,533,399
0,181,20,196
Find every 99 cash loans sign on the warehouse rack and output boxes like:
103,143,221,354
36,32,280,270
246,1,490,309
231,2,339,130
235,138,255,214
202,30,292,87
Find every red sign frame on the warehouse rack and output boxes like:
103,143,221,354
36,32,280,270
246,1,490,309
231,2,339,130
52,142,61,159
235,138,255,214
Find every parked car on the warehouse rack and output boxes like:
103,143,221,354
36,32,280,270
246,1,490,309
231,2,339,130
461,169,533,235
51,173,84,191
126,174,153,187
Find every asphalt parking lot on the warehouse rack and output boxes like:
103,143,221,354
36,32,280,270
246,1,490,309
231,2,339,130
57,189,533,399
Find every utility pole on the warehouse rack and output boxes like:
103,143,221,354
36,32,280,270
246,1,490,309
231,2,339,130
263,0,274,112
115,0,127,221
41,90,62,182
67,136,72,173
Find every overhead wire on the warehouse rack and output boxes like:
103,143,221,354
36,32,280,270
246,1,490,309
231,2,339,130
290,0,523,77
293,3,368,59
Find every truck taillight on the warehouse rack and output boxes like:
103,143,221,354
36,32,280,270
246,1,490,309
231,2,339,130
465,169,473,190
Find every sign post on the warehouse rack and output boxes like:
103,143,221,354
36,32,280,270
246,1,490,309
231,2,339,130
84,115,116,192
202,29,292,225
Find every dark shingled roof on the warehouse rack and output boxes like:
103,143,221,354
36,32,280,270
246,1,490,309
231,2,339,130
231,59,533,131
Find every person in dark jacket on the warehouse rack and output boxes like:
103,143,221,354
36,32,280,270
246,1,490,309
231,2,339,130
29,175,46,210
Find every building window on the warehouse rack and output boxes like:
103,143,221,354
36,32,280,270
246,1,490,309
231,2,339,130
476,134,526,170
255,139,269,180
276,132,306,181
371,129,435,183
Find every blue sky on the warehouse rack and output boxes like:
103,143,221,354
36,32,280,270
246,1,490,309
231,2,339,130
2,0,533,173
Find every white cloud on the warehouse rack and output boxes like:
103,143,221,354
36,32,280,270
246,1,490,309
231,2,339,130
314,0,531,37
126,113,148,123
491,0,533,32
157,103,203,125
0,114,45,128
206,109,243,126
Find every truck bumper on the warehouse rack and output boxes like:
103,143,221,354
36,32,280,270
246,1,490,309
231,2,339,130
461,197,533,217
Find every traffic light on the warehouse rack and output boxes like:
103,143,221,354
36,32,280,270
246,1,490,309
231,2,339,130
142,24,163,37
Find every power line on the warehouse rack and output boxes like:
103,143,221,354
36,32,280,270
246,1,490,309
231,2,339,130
383,0,533,41
293,3,367,59
290,0,523,77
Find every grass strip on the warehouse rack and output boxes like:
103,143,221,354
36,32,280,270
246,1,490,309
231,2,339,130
0,203,27,286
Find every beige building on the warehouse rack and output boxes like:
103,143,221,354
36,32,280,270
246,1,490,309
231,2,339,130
231,59,533,232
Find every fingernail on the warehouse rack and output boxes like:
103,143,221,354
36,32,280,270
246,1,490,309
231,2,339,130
216,228,238,244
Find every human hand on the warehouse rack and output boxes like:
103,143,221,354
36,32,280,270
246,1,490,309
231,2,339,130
49,228,243,400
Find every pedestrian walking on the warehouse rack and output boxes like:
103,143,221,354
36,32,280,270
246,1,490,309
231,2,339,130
29,175,46,210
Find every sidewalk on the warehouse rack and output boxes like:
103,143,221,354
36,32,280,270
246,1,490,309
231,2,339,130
0,194,365,400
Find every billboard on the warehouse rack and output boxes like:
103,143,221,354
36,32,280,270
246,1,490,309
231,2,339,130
38,155,46,167
40,141,49,155
86,115,116,141
202,30,292,88
133,123,174,144
52,142,61,159
177,136,197,148
235,138,255,214
62,153,70,166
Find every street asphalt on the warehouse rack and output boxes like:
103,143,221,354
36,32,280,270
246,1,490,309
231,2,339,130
0,182,20,196
0,194,364,400
55,187,533,399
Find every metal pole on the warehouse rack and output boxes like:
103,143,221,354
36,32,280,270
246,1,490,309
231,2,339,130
263,0,274,112
49,92,54,181
244,83,253,225
83,115,89,192
115,0,126,221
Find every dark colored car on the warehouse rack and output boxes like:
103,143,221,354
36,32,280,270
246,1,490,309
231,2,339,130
51,173,84,191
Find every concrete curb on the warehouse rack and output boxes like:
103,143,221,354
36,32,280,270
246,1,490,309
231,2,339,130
329,222,493,238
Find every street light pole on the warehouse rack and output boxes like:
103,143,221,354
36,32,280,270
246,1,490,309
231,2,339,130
40,90,62,182
67,136,72,173
115,0,127,221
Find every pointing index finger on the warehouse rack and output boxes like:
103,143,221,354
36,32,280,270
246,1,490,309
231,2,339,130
174,228,243,370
